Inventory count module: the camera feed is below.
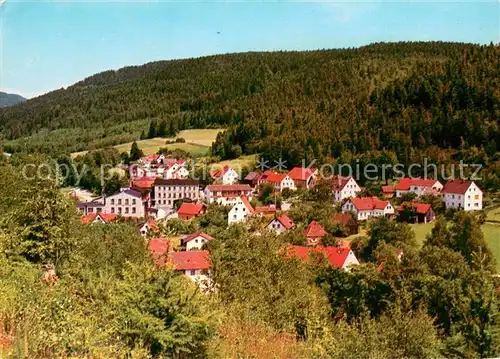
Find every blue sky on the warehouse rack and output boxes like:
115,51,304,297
1,1,498,99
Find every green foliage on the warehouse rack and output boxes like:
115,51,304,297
129,141,144,162
109,263,213,357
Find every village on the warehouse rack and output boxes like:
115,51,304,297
73,152,485,289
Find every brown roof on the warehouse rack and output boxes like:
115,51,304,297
205,184,252,192
154,178,200,186
304,221,328,238
442,179,474,194
332,213,356,226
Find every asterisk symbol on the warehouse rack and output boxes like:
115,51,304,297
273,158,287,171
256,157,270,171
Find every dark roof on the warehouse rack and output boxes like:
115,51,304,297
122,188,144,198
154,178,200,186
442,179,475,194
77,201,103,208
244,172,261,181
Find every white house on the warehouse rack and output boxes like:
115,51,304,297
262,173,296,192
395,178,443,198
163,160,189,179
332,175,361,202
183,232,214,251
342,197,394,221
228,196,254,225
267,214,295,234
442,180,482,211
169,250,212,290
210,165,239,185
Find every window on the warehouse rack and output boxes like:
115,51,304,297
88,208,94,213
125,199,129,205
125,208,129,214
97,208,102,213
475,203,479,207
118,207,122,214
132,207,136,214
195,239,198,243
190,270,196,276
111,207,115,213
111,199,115,205
118,199,122,205
233,215,237,219
132,199,136,205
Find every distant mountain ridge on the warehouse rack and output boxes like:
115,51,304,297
0,92,26,108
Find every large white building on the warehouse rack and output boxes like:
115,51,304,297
102,188,146,217
342,197,394,221
332,175,361,202
442,180,482,211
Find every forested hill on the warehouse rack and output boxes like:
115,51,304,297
0,42,498,161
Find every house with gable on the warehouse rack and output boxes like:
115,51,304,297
331,213,359,236
163,159,189,180
210,165,239,185
177,202,206,220
204,184,253,206
332,175,361,202
287,245,359,271
139,219,159,236
228,196,254,225
243,172,261,188
182,232,214,251
442,179,482,211
169,250,211,289
395,178,443,198
287,167,317,189
261,172,296,192
81,212,118,224
397,202,435,223
341,197,394,221
267,214,295,234
304,221,328,247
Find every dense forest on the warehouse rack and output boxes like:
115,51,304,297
0,157,499,358
1,42,498,158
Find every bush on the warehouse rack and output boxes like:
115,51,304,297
175,137,186,143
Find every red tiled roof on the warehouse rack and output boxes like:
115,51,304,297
240,196,255,214
350,197,389,211
81,212,118,224
332,213,356,226
442,179,474,194
381,185,395,193
286,245,353,269
210,165,231,178
395,178,439,191
149,238,172,265
131,177,156,189
169,250,210,270
177,203,204,216
275,214,295,229
206,184,252,192
265,173,287,183
183,232,214,244
397,202,432,214
331,175,352,191
288,167,316,181
140,219,159,232
304,221,328,238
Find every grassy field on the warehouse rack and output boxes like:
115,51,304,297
71,129,224,158
410,222,500,269
211,154,259,171
486,206,500,222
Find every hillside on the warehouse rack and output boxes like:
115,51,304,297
0,42,498,171
0,92,26,108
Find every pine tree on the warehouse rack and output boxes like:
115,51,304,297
129,141,144,161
